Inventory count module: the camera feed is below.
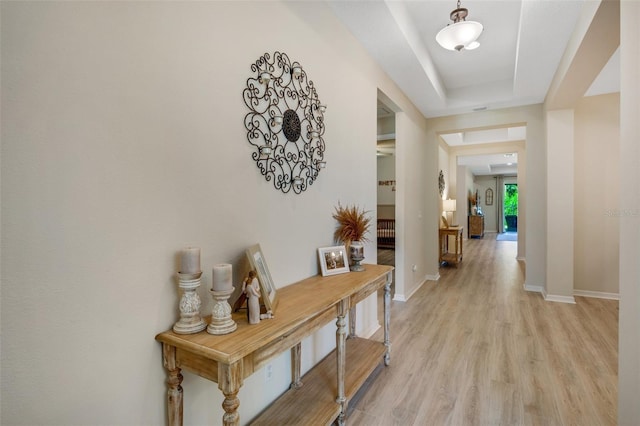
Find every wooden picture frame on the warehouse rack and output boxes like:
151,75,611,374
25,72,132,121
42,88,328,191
485,188,494,205
245,244,278,313
441,215,449,229
318,246,350,276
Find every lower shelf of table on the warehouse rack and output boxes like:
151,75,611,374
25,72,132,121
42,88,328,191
440,253,462,264
250,337,387,425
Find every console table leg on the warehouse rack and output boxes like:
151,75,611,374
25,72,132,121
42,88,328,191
163,344,183,426
348,306,356,338
218,361,243,426
290,343,303,389
336,299,348,424
384,272,392,366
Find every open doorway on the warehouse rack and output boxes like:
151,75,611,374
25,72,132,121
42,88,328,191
504,183,518,233
376,98,395,267
456,153,519,236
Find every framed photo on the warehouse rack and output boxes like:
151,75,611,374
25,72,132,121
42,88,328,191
318,245,350,276
245,244,278,313
441,215,449,229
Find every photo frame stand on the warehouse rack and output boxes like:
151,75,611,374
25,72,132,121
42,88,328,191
246,244,278,313
207,287,237,335
318,245,350,276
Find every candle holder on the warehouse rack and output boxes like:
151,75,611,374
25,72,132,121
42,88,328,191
350,241,365,272
207,287,237,335
173,272,207,334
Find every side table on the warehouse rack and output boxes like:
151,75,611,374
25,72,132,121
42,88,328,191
439,226,463,265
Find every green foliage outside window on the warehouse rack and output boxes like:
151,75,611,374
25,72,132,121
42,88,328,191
504,184,518,216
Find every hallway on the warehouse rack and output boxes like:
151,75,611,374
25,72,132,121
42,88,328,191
352,237,618,425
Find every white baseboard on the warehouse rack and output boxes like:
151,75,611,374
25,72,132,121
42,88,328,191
392,274,433,303
574,289,620,300
361,322,381,339
393,293,407,302
524,283,544,293
543,291,576,304
523,284,618,302
516,256,526,262
404,279,425,301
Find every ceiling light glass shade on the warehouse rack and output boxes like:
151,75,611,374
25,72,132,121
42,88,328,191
465,41,480,50
436,20,483,51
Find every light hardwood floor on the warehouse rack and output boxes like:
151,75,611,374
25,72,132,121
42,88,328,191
350,237,618,425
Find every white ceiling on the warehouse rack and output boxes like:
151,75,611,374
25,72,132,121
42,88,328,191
458,152,518,176
440,126,526,146
333,0,619,173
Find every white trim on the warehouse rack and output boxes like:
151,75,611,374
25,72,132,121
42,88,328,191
574,289,620,300
403,279,425,301
393,275,432,302
377,133,396,141
544,293,576,304
524,283,544,293
425,273,440,281
361,323,381,339
516,256,526,262
393,293,407,302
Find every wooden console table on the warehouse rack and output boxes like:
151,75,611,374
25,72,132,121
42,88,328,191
439,226,463,265
156,264,393,426
468,215,484,238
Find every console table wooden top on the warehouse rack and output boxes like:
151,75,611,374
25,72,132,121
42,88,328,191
156,263,393,426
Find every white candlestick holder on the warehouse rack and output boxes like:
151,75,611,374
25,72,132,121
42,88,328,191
173,272,207,334
207,287,237,335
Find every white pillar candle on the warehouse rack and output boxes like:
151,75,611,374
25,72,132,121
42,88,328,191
212,263,233,292
180,247,201,274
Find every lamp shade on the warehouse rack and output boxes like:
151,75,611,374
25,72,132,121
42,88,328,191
436,20,483,51
443,199,457,212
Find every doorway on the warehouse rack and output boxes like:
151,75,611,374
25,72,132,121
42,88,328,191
376,98,396,267
504,183,518,233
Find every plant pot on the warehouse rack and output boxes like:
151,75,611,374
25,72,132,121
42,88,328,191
505,215,518,231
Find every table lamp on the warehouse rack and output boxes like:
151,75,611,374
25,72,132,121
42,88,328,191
443,199,456,228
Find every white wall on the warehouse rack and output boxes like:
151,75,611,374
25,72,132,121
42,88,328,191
618,1,640,421
0,2,434,425
474,176,497,232
546,109,575,302
392,112,436,301
455,165,474,231
574,93,620,295
438,142,450,212
377,155,396,207
377,116,396,136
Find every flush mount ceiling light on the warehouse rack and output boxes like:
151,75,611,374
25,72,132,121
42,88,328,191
436,0,483,51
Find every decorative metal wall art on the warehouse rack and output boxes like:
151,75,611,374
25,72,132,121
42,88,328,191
485,188,494,205
438,170,445,197
243,52,326,194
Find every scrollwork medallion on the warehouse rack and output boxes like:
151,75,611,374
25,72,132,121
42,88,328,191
243,52,326,194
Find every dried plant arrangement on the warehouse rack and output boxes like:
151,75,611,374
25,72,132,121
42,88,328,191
332,203,372,244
